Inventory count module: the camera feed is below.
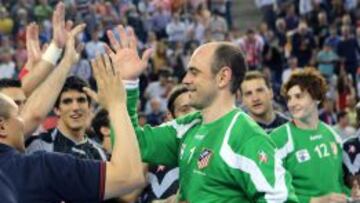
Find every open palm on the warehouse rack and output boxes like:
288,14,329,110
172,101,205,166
106,25,152,80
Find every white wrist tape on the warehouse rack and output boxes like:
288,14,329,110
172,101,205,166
41,43,63,65
123,79,139,89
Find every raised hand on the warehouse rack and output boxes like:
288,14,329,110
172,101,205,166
52,2,74,48
106,25,152,80
91,54,126,110
62,24,86,65
25,23,48,70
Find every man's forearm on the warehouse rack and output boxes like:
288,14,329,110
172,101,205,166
21,60,55,97
21,59,73,137
105,104,144,199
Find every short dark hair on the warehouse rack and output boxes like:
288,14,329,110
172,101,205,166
55,76,91,108
242,71,271,88
211,44,247,94
91,109,110,143
0,79,22,91
167,85,190,117
282,68,328,103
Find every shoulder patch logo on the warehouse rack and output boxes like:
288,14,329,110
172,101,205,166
198,149,213,169
258,150,268,164
296,149,311,163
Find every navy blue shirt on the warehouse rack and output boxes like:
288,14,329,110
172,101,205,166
0,170,17,203
0,143,106,203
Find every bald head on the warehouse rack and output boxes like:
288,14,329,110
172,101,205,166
192,42,247,94
0,93,16,119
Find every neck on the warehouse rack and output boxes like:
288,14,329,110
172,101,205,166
251,108,275,125
57,122,86,143
201,94,235,124
293,111,319,130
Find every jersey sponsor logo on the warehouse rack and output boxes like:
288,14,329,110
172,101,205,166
258,150,268,164
198,149,213,169
309,134,323,141
296,149,311,163
194,134,205,140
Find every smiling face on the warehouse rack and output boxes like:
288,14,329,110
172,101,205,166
286,85,317,121
182,45,219,110
241,78,273,118
55,90,90,132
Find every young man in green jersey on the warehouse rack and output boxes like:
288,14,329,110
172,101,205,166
270,68,352,203
106,25,298,202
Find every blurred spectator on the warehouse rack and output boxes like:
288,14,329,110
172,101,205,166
316,41,339,80
150,5,171,39
0,47,16,79
314,11,330,48
166,12,187,44
255,0,276,29
336,72,356,112
209,10,228,41
34,0,53,22
282,56,299,83
145,69,173,100
236,29,264,70
325,25,341,50
285,4,300,31
337,25,360,80
151,40,168,74
146,97,166,126
319,98,337,125
70,50,92,82
85,28,106,59
291,22,316,67
333,111,356,141
0,6,14,35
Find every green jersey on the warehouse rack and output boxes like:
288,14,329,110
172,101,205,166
124,88,298,203
270,122,349,203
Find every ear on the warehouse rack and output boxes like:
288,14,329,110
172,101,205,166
216,66,232,89
100,126,111,137
0,117,8,138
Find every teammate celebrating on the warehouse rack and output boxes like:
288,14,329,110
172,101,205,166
107,25,298,202
270,68,350,203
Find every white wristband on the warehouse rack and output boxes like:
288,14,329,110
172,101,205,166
41,43,63,65
123,79,139,90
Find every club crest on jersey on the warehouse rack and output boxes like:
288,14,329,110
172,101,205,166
258,150,268,164
330,142,338,155
198,149,213,169
296,149,311,163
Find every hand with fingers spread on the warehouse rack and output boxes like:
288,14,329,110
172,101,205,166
106,25,152,80
62,24,86,66
25,23,48,70
52,2,74,49
91,54,126,110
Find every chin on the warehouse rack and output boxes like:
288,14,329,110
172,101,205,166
70,126,85,132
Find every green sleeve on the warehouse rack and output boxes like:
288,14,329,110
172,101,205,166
234,135,298,203
110,88,198,167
